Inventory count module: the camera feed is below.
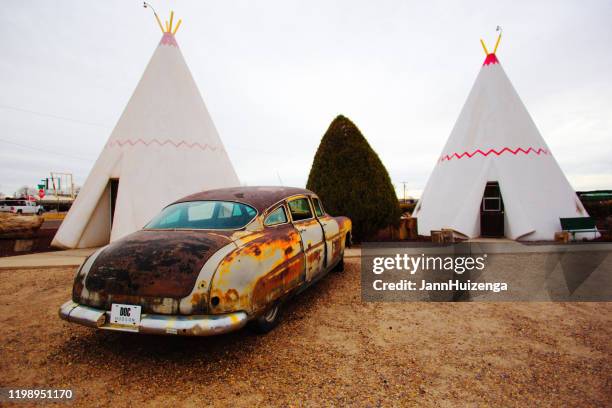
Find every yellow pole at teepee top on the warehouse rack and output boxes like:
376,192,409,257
493,32,502,54
144,3,182,35
480,39,489,55
480,27,502,55
173,19,182,35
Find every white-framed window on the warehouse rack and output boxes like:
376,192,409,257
264,206,288,226
482,197,501,211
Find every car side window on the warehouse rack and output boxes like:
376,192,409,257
312,198,324,217
264,206,288,226
288,198,313,221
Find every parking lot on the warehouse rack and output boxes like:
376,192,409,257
1,258,610,406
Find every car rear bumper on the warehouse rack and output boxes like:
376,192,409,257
59,300,248,336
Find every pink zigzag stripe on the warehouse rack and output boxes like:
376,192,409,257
106,138,222,152
439,147,549,163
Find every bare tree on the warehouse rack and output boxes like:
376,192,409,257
16,185,37,198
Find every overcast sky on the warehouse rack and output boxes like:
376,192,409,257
0,0,610,198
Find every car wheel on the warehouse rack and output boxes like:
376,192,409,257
37,209,43,215
249,303,281,334
334,255,345,272
17,210,22,214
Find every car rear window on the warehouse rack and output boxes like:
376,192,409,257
145,201,257,230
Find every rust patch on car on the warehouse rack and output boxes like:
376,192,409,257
85,230,230,299
336,216,352,234
307,248,321,264
251,254,305,312
332,237,342,259
252,259,295,311
225,289,239,303
211,223,305,314
190,292,204,306
282,256,304,290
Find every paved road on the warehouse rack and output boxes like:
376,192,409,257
41,219,62,229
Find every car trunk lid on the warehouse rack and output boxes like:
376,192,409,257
81,230,231,313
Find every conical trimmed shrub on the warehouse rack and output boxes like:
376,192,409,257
307,115,400,241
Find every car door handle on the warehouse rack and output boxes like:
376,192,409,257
298,227,307,233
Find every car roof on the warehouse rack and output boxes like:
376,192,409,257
173,186,317,212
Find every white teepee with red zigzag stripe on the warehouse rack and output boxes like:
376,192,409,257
413,33,594,241
53,12,239,248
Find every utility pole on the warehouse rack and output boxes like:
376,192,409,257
400,181,408,203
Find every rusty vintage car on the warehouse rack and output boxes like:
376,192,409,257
59,187,351,335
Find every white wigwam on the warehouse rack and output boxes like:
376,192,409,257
413,33,594,241
52,12,239,249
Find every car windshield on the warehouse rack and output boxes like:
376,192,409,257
145,201,257,230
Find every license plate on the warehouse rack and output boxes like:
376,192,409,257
110,304,141,326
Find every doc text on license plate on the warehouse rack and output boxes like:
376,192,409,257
110,304,141,326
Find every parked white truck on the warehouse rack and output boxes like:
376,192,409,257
0,200,45,215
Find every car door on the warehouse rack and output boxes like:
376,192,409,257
261,204,306,296
311,196,342,267
287,196,326,282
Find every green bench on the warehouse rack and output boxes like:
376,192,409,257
560,217,599,240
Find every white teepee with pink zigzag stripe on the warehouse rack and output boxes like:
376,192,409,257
53,26,239,248
413,44,594,241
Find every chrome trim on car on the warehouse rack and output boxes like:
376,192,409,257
59,300,248,336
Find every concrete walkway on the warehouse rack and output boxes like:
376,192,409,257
0,248,98,270
345,247,361,258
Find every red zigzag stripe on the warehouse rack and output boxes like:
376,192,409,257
106,138,222,152
439,147,549,162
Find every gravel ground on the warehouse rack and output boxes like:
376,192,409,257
0,259,610,407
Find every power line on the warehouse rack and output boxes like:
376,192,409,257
0,104,299,157
0,104,110,128
0,138,95,162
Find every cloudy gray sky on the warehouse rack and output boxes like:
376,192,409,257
0,0,610,198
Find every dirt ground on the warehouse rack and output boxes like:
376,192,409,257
1,259,610,407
